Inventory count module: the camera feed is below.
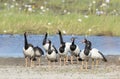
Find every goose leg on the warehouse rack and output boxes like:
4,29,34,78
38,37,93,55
54,60,56,66
48,60,50,65
85,61,88,70
92,59,94,69
66,55,68,63
59,57,62,66
49,61,51,67
71,56,73,64
64,57,66,65
77,57,79,64
32,59,35,67
31,57,35,67
30,59,33,67
81,61,84,70
25,57,28,67
96,59,99,68
38,58,41,66
48,60,51,69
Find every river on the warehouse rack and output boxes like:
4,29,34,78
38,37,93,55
0,34,120,57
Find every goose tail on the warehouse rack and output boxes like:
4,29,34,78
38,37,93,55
99,51,107,62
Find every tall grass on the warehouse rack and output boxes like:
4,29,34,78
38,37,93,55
0,0,120,36
0,10,120,36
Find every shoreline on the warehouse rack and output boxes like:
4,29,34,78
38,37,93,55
0,55,119,79
0,55,120,66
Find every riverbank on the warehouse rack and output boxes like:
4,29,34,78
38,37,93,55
0,55,119,79
0,12,120,36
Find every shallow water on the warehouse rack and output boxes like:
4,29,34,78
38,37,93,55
0,34,120,57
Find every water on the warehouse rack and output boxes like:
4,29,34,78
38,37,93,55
0,34,120,57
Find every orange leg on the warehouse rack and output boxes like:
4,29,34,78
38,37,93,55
77,57,79,64
92,59,94,69
66,55,68,63
64,57,66,65
59,57,62,66
71,56,73,64
85,61,88,71
96,59,99,68
25,57,28,67
81,61,84,70
30,59,33,67
38,58,41,66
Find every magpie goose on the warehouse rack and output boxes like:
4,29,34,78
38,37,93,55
70,37,80,64
46,40,57,65
23,32,35,67
57,30,71,65
80,38,107,69
79,38,91,70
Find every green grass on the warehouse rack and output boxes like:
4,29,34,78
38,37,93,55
0,0,120,36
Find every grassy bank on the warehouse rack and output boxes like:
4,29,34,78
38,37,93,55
0,0,120,36
0,11,120,36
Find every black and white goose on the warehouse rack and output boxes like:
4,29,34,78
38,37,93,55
34,46,44,66
79,38,107,69
23,32,35,67
42,32,58,53
70,37,80,64
79,38,91,70
46,40,57,65
57,30,71,65
88,40,107,68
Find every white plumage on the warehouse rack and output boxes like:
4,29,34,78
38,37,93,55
47,50,57,61
34,49,41,56
43,43,55,51
23,47,34,57
90,48,107,69
43,43,49,51
65,42,71,52
79,49,90,61
90,48,104,59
